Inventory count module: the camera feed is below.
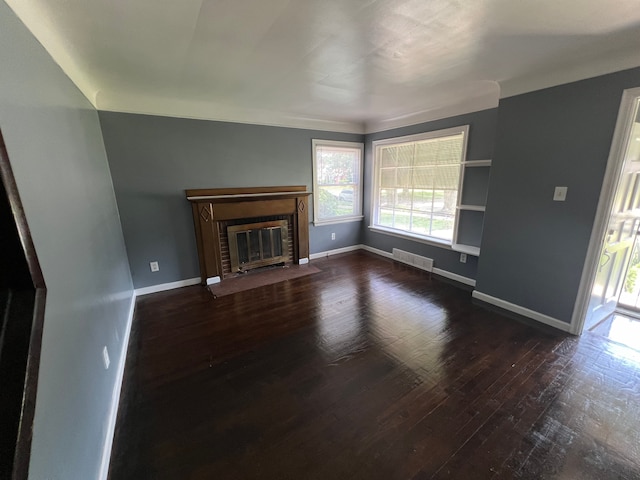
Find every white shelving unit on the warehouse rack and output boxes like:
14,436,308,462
463,160,492,167
458,204,486,212
452,160,491,256
452,243,481,256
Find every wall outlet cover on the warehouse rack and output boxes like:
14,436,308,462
102,346,110,370
150,261,159,272
553,186,568,201
460,253,467,263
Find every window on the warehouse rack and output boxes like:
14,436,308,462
371,125,469,244
312,139,364,224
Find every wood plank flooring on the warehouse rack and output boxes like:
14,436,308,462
108,251,640,479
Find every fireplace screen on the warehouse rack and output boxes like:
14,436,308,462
227,220,290,273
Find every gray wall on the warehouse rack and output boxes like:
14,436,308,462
99,112,364,288
476,67,640,322
362,109,499,279
0,3,134,479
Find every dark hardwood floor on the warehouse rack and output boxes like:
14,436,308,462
109,251,640,479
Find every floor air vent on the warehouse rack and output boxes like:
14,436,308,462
392,248,433,272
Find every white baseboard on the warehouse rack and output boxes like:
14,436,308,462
312,244,475,288
135,248,474,296
472,290,572,333
362,245,475,286
206,276,220,285
433,267,476,287
360,244,393,259
98,293,135,480
299,257,309,265
309,244,363,259
99,275,202,477
134,277,201,296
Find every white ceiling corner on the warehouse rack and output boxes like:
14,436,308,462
6,0,640,133
4,0,100,106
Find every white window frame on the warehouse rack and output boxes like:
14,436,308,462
312,139,364,225
369,125,469,247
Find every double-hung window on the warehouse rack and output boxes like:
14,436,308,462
312,139,364,225
370,125,469,244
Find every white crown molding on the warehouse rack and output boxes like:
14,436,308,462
5,0,99,106
364,92,500,134
499,48,640,99
96,91,366,134
97,88,502,136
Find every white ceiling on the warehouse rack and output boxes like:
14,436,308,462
6,0,640,133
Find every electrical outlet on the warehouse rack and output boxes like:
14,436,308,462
460,253,467,263
150,261,159,272
553,186,568,201
331,232,336,240
102,346,110,370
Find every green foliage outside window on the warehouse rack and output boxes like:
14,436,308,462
313,140,363,222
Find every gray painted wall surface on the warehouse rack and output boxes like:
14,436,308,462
0,4,134,479
362,109,499,279
476,67,640,322
461,167,491,206
98,112,363,288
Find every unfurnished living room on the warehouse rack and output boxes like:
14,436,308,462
2,1,640,479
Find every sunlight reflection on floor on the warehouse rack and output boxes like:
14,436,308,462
608,315,640,351
592,314,640,366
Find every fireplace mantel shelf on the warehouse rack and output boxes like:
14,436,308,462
186,191,311,202
186,186,311,285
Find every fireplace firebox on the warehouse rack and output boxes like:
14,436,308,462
228,220,289,272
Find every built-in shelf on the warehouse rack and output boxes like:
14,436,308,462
458,204,486,212
463,160,492,167
453,159,491,257
452,243,481,256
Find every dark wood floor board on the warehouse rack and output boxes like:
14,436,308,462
492,342,640,479
109,251,640,480
358,340,555,478
425,341,578,478
366,334,546,459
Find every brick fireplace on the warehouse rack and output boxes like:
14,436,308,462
186,186,311,284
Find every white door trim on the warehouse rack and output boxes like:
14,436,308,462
570,86,640,335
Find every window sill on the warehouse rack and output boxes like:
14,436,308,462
313,215,364,227
368,225,453,250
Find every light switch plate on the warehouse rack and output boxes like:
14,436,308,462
553,186,568,201
102,346,110,370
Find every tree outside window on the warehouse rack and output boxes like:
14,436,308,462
312,140,364,224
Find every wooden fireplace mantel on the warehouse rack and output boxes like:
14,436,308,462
186,186,311,284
